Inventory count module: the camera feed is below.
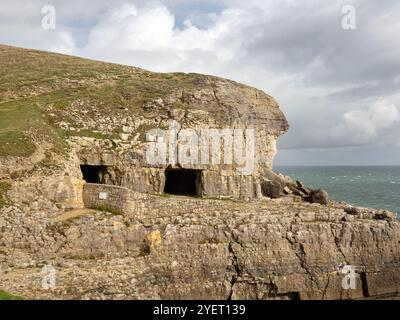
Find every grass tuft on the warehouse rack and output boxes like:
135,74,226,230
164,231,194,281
0,290,23,300
92,204,123,216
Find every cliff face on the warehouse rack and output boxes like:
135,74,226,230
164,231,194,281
0,45,399,300
0,44,288,199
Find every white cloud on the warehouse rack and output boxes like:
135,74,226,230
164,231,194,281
77,2,249,68
50,31,76,54
332,99,400,145
85,4,174,52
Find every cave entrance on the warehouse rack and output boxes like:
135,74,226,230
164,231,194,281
164,169,201,196
80,165,107,184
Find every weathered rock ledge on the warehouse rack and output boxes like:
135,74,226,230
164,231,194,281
0,195,399,300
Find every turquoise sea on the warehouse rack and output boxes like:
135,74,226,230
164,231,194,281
274,166,400,215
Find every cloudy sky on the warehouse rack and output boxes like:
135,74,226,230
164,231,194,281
1,0,400,166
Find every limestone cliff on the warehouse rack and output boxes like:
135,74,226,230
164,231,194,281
0,45,399,300
0,44,289,199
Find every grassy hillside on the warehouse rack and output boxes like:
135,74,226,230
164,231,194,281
0,44,209,157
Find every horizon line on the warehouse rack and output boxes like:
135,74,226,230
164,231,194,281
273,164,400,167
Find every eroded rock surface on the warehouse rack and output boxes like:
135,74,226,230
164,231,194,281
0,194,399,300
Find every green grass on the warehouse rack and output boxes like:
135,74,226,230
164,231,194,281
0,93,68,157
152,193,171,198
138,244,151,257
0,44,215,159
0,290,23,300
0,131,35,157
0,99,39,156
92,204,123,216
0,93,69,157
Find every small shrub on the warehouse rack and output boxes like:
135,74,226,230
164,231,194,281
138,244,151,257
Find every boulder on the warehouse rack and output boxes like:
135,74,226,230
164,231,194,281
261,179,282,199
287,184,305,197
344,206,359,215
374,211,398,221
298,186,310,196
283,186,292,194
260,169,288,188
295,180,310,196
308,189,329,205
296,180,304,188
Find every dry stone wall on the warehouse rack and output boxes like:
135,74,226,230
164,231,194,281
82,183,146,215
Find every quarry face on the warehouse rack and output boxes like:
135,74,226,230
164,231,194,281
65,77,289,200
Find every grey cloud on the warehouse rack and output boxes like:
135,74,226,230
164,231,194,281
326,81,400,102
237,1,400,86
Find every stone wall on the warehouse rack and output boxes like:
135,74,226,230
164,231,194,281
82,181,248,217
82,183,139,214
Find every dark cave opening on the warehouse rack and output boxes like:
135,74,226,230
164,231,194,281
164,169,201,196
80,165,106,184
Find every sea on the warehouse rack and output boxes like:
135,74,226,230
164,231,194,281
274,166,400,216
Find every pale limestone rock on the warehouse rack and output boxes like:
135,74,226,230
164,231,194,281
0,196,399,300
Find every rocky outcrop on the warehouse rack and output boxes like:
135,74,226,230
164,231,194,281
0,193,398,300
259,170,332,206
